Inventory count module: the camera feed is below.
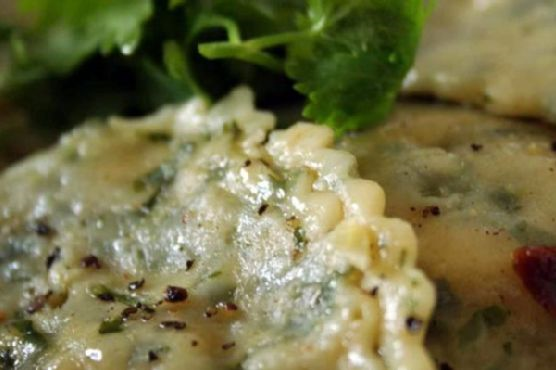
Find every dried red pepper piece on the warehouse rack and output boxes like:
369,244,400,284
513,246,556,317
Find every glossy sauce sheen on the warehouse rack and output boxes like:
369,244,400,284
342,103,556,370
0,89,434,369
404,0,556,122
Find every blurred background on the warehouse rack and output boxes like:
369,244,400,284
0,0,51,171
0,0,303,171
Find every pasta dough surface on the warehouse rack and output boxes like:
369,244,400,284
343,103,556,370
404,0,556,122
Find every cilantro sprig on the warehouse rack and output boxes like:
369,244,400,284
0,0,430,134
5,0,153,85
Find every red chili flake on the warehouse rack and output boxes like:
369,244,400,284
222,342,236,350
159,320,186,330
513,246,556,317
135,302,157,314
26,293,50,314
439,363,454,370
141,312,155,322
405,317,423,333
422,206,441,218
128,279,145,291
470,143,483,152
204,307,217,318
121,307,139,321
258,204,268,215
148,350,159,362
219,302,238,311
292,248,303,262
46,247,61,269
142,305,156,314
164,286,188,303
97,293,115,302
261,133,270,145
34,220,55,237
81,255,101,269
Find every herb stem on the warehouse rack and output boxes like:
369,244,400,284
198,43,284,72
198,30,310,73
240,31,310,50
191,14,242,44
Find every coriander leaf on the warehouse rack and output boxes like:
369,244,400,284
458,305,510,347
19,0,152,52
197,0,429,133
2,1,193,131
169,0,186,10
458,311,486,347
163,40,206,99
286,0,429,133
183,2,302,100
10,319,47,348
190,0,303,36
0,22,12,41
3,0,152,86
194,13,285,72
481,305,509,327
1,0,429,135
0,348,16,370
1,319,47,367
98,317,124,334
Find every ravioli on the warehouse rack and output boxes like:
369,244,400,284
403,0,556,122
342,103,556,370
0,88,434,369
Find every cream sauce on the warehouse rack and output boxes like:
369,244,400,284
0,89,434,370
343,103,556,370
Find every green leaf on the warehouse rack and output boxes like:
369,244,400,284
0,22,12,41
503,341,513,356
195,11,289,72
10,319,47,348
0,320,47,369
510,220,556,246
207,270,222,279
286,0,428,133
294,227,308,250
98,317,124,334
1,0,429,134
458,305,510,347
489,189,521,213
458,311,486,347
435,279,461,314
87,283,158,309
169,0,186,10
481,305,509,327
4,0,152,86
197,0,429,133
20,0,152,49
0,347,16,370
163,40,206,99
